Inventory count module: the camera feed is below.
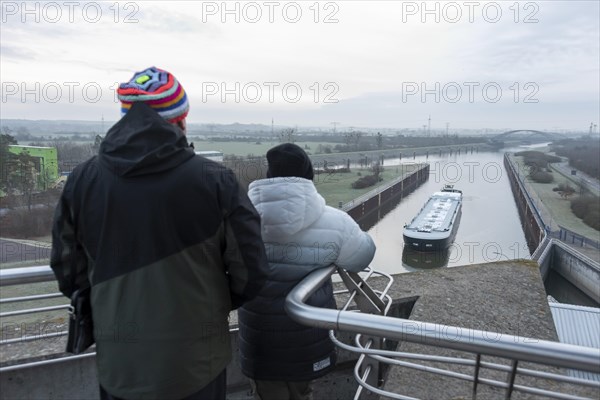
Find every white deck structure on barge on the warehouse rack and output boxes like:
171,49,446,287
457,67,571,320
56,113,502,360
403,190,462,250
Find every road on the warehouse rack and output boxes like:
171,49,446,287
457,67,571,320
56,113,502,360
552,161,600,195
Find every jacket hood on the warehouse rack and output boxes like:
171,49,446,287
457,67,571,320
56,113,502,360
248,177,325,239
99,102,194,177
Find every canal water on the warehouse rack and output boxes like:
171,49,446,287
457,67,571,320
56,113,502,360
366,146,533,274
363,143,598,307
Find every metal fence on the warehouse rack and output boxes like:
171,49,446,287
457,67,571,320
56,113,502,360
3,265,600,399
556,227,600,250
0,266,68,347
286,266,600,400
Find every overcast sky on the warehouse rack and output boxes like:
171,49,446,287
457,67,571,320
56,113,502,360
1,1,599,131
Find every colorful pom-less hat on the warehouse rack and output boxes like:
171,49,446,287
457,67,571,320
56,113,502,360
117,67,189,123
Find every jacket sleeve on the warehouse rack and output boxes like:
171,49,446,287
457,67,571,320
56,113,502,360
221,171,270,309
335,213,376,273
50,174,89,298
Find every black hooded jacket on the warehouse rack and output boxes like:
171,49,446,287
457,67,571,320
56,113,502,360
51,103,270,399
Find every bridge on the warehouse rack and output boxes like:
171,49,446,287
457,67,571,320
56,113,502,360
490,130,567,142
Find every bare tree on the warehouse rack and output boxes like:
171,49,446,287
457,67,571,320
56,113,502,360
279,128,296,143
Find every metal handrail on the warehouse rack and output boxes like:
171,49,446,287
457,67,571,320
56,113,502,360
0,265,68,346
4,263,600,398
0,293,63,304
0,265,54,286
285,266,600,398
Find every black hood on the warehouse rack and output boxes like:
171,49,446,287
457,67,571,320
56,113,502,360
99,102,194,177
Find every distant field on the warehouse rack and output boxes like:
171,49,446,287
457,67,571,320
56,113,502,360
191,141,338,157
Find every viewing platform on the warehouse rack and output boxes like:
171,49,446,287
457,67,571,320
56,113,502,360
2,260,599,399
374,260,597,399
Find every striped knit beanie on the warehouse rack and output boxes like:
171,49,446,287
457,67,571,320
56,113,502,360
117,67,189,123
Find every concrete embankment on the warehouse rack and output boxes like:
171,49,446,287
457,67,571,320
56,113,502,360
504,153,546,252
505,153,600,306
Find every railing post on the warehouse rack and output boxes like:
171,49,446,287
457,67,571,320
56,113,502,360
472,354,482,400
337,269,386,399
505,360,519,400
337,269,385,315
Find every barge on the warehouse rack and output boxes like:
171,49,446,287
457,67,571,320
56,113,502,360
403,185,462,251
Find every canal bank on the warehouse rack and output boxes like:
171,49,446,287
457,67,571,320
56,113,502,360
342,164,430,230
504,153,600,307
504,153,547,253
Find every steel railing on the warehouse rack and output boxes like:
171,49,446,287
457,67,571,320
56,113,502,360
0,265,70,347
0,265,55,286
3,264,600,399
286,265,600,400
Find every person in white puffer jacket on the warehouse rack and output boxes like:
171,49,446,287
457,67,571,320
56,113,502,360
238,143,376,400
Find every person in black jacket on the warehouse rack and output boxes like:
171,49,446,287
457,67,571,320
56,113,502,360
51,67,270,400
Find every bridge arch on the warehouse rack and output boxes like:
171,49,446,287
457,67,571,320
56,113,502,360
491,130,566,141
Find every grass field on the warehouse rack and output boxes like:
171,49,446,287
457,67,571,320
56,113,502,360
314,164,421,207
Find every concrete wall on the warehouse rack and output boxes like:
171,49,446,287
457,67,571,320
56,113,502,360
551,241,600,303
0,294,415,400
504,155,545,253
1,330,251,400
1,355,98,400
346,164,429,227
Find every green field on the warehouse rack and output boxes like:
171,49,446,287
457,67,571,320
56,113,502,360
314,164,422,207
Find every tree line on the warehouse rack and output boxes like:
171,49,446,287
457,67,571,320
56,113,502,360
552,138,600,180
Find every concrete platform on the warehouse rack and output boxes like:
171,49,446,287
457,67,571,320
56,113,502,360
367,260,599,399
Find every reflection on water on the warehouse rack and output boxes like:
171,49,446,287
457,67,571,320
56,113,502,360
402,246,450,270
